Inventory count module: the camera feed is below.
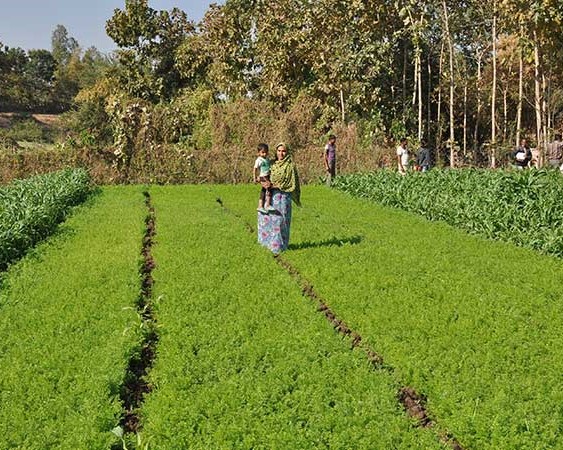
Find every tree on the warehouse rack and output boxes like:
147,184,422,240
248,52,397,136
106,0,196,101
51,25,79,66
26,49,56,83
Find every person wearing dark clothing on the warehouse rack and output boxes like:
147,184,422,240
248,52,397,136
512,138,532,169
416,140,432,172
323,134,337,185
546,134,563,169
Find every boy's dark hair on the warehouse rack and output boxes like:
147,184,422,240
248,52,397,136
400,137,407,143
328,134,336,140
257,143,269,152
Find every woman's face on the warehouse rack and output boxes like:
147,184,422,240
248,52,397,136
276,145,287,160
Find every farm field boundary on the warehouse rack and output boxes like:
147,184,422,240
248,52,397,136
217,184,563,449
137,186,444,449
0,186,146,450
116,189,160,440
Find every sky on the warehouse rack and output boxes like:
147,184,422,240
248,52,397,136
0,0,222,54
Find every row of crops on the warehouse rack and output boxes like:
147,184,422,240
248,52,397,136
222,185,563,449
332,168,563,258
137,186,443,449
0,168,93,269
2,174,563,449
0,187,145,449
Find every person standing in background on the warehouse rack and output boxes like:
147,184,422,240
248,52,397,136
416,140,432,172
512,138,532,169
546,133,563,169
324,134,337,185
396,137,409,175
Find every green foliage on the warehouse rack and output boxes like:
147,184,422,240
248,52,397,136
0,187,145,449
224,185,563,449
0,118,52,143
333,168,563,257
0,168,93,269
138,186,444,449
51,24,79,66
105,0,196,101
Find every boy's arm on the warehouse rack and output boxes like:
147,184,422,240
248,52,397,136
253,166,259,182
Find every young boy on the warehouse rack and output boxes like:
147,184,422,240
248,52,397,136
324,134,337,185
254,143,275,213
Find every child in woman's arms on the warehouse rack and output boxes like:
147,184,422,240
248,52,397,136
254,143,275,213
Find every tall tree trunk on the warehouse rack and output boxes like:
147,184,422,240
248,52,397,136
516,35,523,147
403,39,408,122
412,50,418,107
503,89,508,143
340,88,345,122
427,54,432,142
474,52,483,156
546,68,552,136
542,70,548,162
463,79,468,157
437,40,445,152
491,2,497,168
533,30,543,166
418,49,423,140
442,0,455,167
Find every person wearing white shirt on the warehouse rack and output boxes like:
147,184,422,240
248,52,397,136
396,138,409,175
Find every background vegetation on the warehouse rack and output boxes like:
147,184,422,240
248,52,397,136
1,0,563,182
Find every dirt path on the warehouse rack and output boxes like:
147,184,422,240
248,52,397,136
0,112,61,129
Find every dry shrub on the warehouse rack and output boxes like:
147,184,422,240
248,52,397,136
0,147,118,185
2,95,394,185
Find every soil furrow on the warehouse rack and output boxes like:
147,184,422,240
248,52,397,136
117,190,159,435
216,196,464,450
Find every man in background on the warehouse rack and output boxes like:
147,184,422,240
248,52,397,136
396,137,409,175
416,139,432,172
546,133,563,169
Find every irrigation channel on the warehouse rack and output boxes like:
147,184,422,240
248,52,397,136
215,196,464,450
117,191,159,436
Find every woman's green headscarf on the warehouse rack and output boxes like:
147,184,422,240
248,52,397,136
270,143,301,206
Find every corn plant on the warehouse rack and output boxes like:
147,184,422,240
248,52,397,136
333,169,563,258
0,168,93,269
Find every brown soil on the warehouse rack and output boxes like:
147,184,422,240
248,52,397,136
0,112,61,129
119,190,158,434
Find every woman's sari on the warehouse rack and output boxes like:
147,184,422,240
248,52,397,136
257,189,292,254
258,149,299,254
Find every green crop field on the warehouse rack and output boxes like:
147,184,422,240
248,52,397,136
1,182,562,449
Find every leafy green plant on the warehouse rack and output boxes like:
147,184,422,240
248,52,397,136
0,186,145,450
333,168,563,258
138,186,443,449
0,168,93,269
221,185,563,449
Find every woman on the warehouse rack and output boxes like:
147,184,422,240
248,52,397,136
258,143,300,255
